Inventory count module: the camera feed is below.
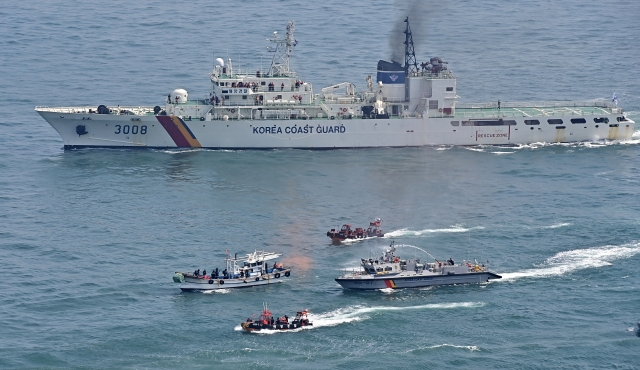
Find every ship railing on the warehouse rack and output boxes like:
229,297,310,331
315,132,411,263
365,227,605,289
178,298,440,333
337,268,364,278
35,106,156,115
411,70,455,79
456,100,614,109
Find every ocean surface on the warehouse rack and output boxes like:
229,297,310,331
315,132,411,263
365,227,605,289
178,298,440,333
1,0,640,368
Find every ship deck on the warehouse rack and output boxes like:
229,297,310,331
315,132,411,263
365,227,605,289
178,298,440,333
451,101,617,119
36,100,622,120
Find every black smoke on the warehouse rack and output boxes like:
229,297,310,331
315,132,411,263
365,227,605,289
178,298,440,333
388,0,439,64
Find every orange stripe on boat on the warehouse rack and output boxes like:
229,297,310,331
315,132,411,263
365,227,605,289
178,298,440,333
169,116,202,147
384,279,396,289
156,116,201,148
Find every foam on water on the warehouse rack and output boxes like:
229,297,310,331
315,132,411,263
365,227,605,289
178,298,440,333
498,242,640,281
540,222,572,229
385,225,484,238
202,288,231,294
404,343,481,353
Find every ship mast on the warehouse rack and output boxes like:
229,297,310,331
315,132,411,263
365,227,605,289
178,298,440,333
267,21,297,77
403,17,418,76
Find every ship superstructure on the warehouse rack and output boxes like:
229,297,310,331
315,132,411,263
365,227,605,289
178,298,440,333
36,19,635,149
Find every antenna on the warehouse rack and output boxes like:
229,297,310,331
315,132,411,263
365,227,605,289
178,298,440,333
267,21,297,77
403,17,418,75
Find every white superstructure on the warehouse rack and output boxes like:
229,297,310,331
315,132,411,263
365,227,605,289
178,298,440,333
36,20,635,149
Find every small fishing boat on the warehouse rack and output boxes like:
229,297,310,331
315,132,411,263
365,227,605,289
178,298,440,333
241,303,312,332
335,241,501,290
173,250,291,291
327,218,384,242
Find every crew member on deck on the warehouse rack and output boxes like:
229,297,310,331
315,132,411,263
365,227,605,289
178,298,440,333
448,258,454,265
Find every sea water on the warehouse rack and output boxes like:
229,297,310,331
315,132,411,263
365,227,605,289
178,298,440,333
1,0,639,368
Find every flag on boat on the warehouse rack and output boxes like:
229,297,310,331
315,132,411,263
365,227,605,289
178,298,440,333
612,91,618,106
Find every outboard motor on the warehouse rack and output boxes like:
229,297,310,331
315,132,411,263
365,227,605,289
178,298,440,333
75,125,88,136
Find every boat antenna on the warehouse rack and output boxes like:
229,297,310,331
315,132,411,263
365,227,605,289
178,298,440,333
403,17,418,76
267,21,296,77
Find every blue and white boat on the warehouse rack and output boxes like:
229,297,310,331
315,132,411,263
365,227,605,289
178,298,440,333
173,250,291,292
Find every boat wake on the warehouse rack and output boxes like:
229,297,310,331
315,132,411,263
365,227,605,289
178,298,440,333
403,343,481,353
201,289,231,294
498,242,640,281
234,302,484,334
534,222,572,230
385,225,484,238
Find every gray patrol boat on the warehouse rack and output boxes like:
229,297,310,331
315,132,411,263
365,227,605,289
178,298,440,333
335,242,501,290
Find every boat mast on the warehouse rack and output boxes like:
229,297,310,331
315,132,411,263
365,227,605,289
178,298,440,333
267,21,297,77
403,17,418,76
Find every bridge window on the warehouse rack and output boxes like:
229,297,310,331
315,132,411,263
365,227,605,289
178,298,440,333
242,95,247,100
446,87,453,91
548,119,563,125
450,121,459,126
617,116,629,122
594,117,609,123
524,119,540,125
571,118,586,124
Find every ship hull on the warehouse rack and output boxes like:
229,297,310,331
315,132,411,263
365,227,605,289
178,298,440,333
335,272,502,290
179,271,290,291
37,110,635,149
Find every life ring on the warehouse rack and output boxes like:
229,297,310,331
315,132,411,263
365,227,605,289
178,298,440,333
394,257,399,263
230,108,235,113
275,273,281,278
438,108,442,112
284,271,291,277
219,280,224,285
255,277,260,282
342,107,347,112
208,279,213,284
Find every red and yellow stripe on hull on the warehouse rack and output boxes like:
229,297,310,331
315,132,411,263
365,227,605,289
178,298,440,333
383,279,397,289
156,116,202,148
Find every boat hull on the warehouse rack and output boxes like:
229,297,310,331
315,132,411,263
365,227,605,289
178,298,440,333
36,110,636,149
240,322,312,332
335,271,502,290
179,270,291,291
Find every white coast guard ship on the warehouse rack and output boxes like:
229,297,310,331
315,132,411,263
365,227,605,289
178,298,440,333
36,19,635,149
335,242,501,290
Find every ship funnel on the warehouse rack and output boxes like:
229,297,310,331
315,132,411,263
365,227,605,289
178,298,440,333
376,60,405,101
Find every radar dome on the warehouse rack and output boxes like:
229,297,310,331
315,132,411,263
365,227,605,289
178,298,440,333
215,58,225,67
170,88,188,104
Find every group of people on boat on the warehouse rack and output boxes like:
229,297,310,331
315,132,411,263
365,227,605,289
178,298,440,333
191,261,284,280
246,314,290,325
